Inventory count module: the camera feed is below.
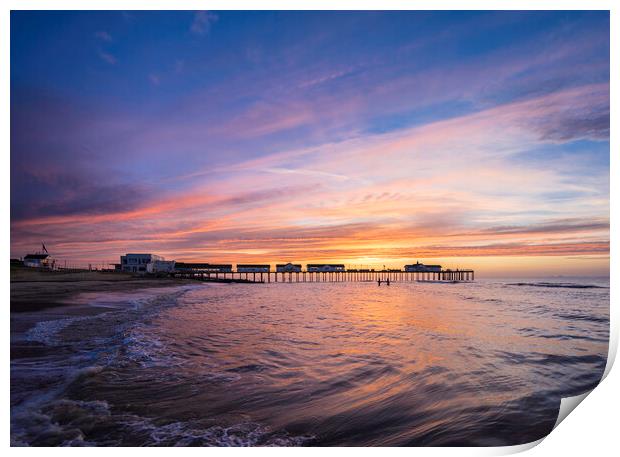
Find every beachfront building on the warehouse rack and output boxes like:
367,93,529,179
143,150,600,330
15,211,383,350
120,253,164,273
307,264,346,272
146,260,176,274
175,263,232,273
276,263,302,272
23,253,53,269
404,262,442,272
237,264,271,273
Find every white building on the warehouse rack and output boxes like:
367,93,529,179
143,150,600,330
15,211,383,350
23,253,53,269
120,253,164,273
146,260,176,274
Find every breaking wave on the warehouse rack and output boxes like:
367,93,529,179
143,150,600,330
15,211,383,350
13,398,313,446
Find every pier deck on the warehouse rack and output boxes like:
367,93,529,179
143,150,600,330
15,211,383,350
173,269,474,284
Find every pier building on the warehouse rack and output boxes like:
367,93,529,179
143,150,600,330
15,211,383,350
307,264,345,272
175,263,232,273
237,264,271,273
276,263,302,272
404,262,442,272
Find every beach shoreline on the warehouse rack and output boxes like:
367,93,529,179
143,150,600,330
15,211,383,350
10,268,201,366
10,267,197,312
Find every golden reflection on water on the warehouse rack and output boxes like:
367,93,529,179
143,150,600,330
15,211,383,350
55,279,608,446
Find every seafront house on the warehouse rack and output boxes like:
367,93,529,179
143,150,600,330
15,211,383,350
22,253,53,269
120,253,164,273
22,243,55,269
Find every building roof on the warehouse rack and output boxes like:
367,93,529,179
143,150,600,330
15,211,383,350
405,264,442,269
24,254,50,260
307,263,345,267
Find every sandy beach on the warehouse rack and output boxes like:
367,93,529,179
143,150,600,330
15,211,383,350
10,267,199,375
10,267,196,312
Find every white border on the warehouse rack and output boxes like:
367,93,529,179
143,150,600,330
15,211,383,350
3,1,616,455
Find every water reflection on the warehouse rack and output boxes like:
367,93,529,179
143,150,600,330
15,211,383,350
11,279,609,446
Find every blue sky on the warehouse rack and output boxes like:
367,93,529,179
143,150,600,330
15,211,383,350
10,11,610,274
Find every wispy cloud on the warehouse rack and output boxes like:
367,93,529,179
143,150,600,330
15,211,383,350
94,31,112,42
149,73,161,85
98,50,117,65
263,167,351,181
190,11,218,36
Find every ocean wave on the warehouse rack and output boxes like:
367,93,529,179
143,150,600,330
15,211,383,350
12,280,609,446
11,398,111,446
553,312,609,324
23,288,193,347
12,287,199,446
12,397,312,446
506,282,607,289
25,316,91,346
497,350,607,369
517,327,608,343
121,327,173,368
131,419,314,447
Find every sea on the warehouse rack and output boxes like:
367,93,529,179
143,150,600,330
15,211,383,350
10,277,610,446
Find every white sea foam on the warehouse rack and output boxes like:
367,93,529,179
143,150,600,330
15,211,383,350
11,396,111,446
12,286,207,446
120,325,241,385
127,418,314,447
13,397,312,447
122,326,175,367
25,316,91,345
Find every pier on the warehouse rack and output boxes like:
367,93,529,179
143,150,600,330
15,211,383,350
172,269,474,284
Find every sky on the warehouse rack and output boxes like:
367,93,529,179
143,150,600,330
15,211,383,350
10,11,610,276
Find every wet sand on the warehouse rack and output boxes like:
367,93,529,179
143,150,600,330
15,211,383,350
11,268,195,312
10,269,199,370
10,268,198,362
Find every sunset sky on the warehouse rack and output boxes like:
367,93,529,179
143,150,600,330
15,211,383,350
10,11,609,276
